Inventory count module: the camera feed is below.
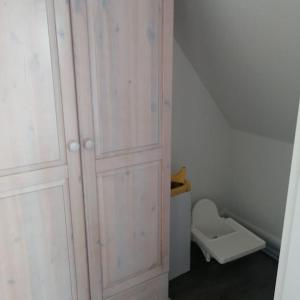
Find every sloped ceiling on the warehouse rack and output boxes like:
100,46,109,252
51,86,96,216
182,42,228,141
175,0,300,143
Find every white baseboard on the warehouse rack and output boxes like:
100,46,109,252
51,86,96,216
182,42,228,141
223,210,281,260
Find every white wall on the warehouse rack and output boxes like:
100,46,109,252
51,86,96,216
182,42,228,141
172,41,232,207
175,0,300,142
172,41,294,250
227,130,293,247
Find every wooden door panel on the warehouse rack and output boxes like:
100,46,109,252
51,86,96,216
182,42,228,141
0,0,90,299
74,0,173,299
92,0,163,156
98,162,162,291
0,182,76,300
0,0,65,172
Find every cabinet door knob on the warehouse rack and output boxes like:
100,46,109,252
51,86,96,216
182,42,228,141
83,139,94,150
68,141,80,152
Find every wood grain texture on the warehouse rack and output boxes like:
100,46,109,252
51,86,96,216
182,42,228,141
0,0,90,299
68,1,174,299
53,0,91,297
96,148,162,173
0,0,63,173
98,162,162,296
91,0,163,156
70,0,104,299
0,0,173,299
82,0,174,299
0,184,75,300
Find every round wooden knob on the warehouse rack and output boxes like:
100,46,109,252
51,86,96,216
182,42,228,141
68,141,80,152
83,139,94,150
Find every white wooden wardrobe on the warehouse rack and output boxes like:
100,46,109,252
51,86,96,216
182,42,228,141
0,0,173,299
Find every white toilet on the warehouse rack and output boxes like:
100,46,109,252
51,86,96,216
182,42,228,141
191,199,266,264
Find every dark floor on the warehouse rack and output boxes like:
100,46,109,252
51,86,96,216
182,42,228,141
169,242,278,300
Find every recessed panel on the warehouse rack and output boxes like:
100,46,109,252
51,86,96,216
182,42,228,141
0,0,61,170
0,186,74,300
93,0,162,155
98,162,162,289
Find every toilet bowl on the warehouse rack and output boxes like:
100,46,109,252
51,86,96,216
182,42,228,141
191,199,266,264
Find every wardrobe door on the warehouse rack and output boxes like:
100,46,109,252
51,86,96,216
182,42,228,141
71,0,173,299
0,1,89,300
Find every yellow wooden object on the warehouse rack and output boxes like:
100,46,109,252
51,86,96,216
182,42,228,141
171,166,186,184
171,167,191,197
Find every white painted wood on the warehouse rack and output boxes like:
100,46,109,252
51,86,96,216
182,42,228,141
83,139,95,151
69,0,104,299
90,0,163,157
161,0,174,275
68,141,81,153
169,192,191,280
274,102,300,300
98,162,163,298
0,0,90,299
1,1,173,300
95,148,162,173
0,0,62,172
0,184,75,300
72,0,174,299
